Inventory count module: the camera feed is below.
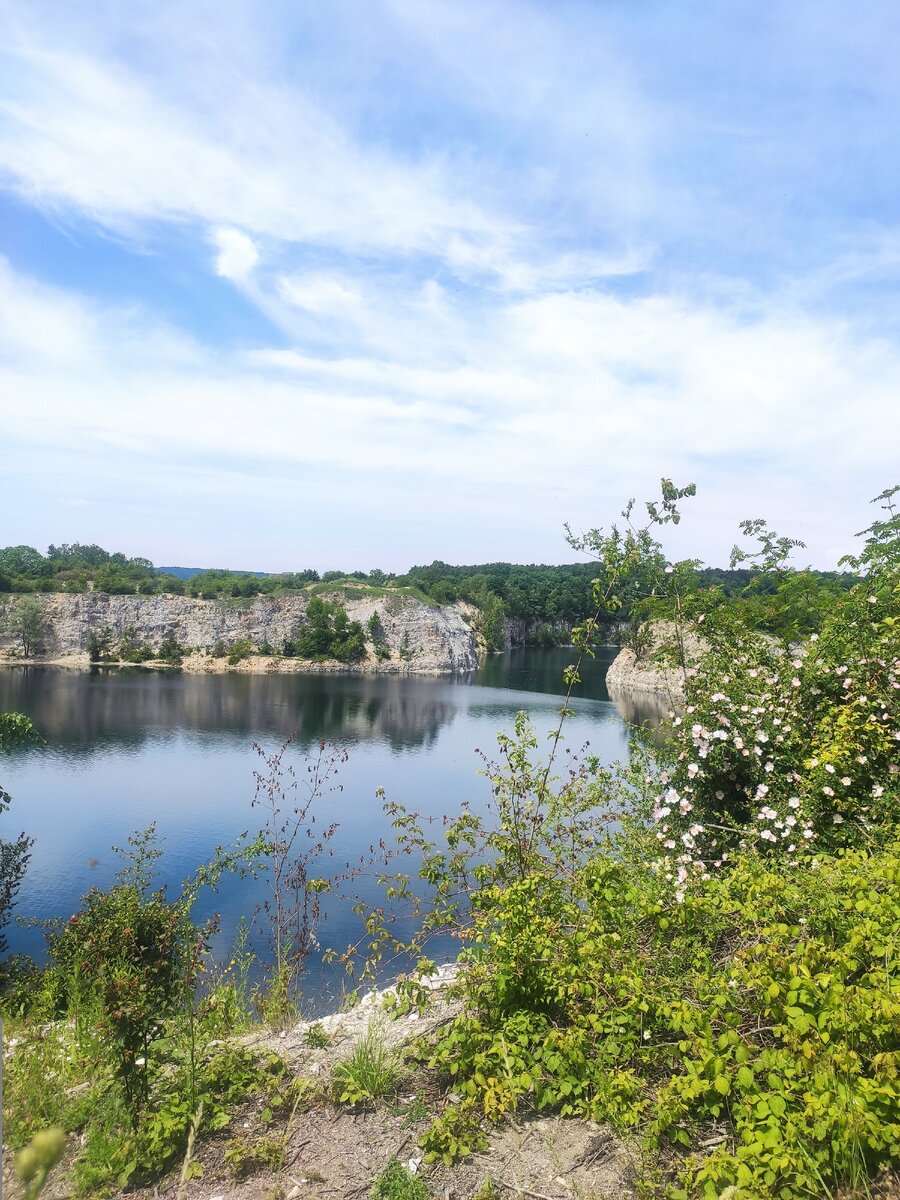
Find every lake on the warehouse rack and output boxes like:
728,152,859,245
0,649,629,1011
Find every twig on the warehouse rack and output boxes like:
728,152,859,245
175,1100,204,1200
498,1179,563,1200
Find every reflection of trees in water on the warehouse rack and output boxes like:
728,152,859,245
0,667,458,757
476,647,617,701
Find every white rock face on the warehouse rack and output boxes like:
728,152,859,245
605,646,687,697
0,592,479,674
604,621,706,699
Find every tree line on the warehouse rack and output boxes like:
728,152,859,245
0,541,858,648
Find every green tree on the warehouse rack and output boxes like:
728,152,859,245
87,626,114,664
6,596,46,657
297,596,334,658
474,590,507,652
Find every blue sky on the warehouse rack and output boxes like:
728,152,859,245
1,0,898,572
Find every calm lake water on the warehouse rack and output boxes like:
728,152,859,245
1,649,627,1010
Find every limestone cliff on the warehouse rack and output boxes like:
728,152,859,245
604,621,706,701
0,591,479,674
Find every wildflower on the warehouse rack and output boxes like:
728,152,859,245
788,797,800,809
824,763,835,774
822,786,834,797
687,763,699,779
840,776,851,787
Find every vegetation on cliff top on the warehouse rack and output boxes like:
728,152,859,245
0,540,856,654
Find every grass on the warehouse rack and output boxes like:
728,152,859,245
332,1023,401,1104
303,580,439,606
370,1158,429,1200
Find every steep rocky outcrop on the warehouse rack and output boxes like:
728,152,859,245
605,646,687,698
604,621,707,701
0,591,479,674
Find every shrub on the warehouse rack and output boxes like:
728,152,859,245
157,636,185,666
47,881,190,1112
86,627,114,664
227,637,255,666
647,489,900,898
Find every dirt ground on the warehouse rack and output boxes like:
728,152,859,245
7,970,636,1200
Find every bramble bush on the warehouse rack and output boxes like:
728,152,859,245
650,486,900,897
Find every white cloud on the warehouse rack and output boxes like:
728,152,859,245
1,258,898,568
211,227,258,281
0,39,524,281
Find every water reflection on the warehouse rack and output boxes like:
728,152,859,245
0,649,618,759
0,668,464,756
0,649,636,1008
607,681,680,751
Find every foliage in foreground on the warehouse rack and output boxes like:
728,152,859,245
2,827,290,1195
418,836,899,1197
357,483,900,1199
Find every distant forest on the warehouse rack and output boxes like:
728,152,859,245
0,542,855,638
